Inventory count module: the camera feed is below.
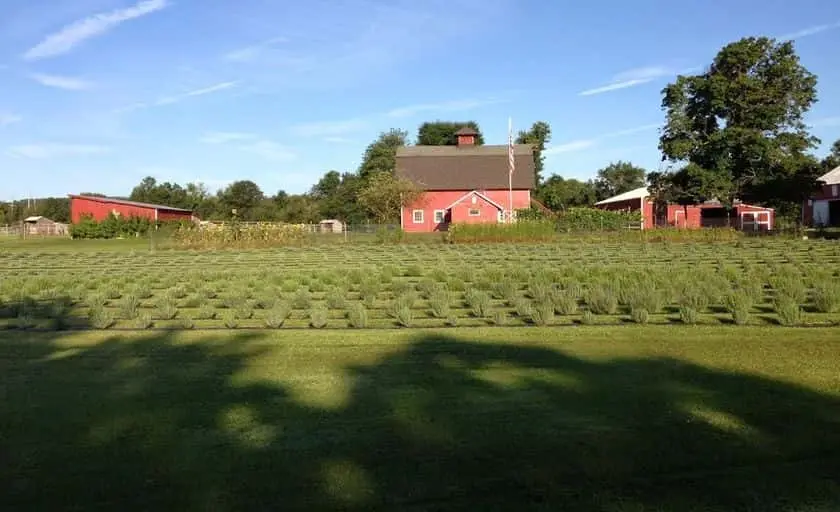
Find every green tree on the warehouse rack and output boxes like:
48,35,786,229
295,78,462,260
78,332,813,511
660,37,819,213
218,180,265,220
516,121,551,184
594,161,647,200
358,129,409,180
416,121,485,146
280,195,320,224
357,172,421,223
822,139,840,172
537,176,596,211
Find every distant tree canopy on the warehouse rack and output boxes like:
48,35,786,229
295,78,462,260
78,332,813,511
537,176,596,211
660,36,821,215
416,121,484,146
516,121,551,185
594,161,647,200
822,139,840,173
358,129,409,180
0,197,70,224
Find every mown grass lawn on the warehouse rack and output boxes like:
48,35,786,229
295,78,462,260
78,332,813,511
1,326,839,511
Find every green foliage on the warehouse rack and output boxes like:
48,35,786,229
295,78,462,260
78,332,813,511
292,288,312,309
448,221,557,243
156,298,179,320
580,309,597,325
556,208,642,231
179,316,195,330
428,289,451,319
307,307,328,329
222,311,238,329
594,161,647,200
394,305,413,328
265,303,291,328
679,307,700,325
630,308,650,324
358,172,420,224
775,297,803,326
359,279,380,307
726,292,754,325
530,299,555,326
197,305,216,320
358,128,408,180
134,312,154,329
491,310,510,326
417,121,484,146
811,282,840,313
514,298,533,319
120,294,140,319
516,121,551,183
537,176,597,211
89,306,114,329
235,303,254,320
70,213,160,239
347,303,368,329
586,285,618,315
326,287,347,310
552,289,579,315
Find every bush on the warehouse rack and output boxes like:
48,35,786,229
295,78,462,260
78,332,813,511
445,315,459,327
179,316,195,330
530,300,555,326
265,304,291,328
448,221,557,243
626,283,664,314
514,298,533,318
586,285,618,315
678,289,709,312
775,297,802,326
89,307,114,329
292,288,312,309
679,307,699,325
552,289,579,315
428,289,451,318
417,279,438,299
120,294,140,320
492,279,518,303
222,312,239,329
360,279,381,307
466,290,491,318
395,305,413,327
580,309,597,325
197,305,216,320
326,287,347,310
134,312,154,329
156,298,179,320
491,310,509,326
556,208,642,232
15,311,36,330
725,292,753,326
388,293,416,318
812,281,840,313
254,295,277,310
630,308,650,324
347,304,368,329
235,303,254,320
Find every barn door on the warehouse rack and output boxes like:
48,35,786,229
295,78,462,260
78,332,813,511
741,212,757,231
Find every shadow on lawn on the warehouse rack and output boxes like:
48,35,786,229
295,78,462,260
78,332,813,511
1,330,839,511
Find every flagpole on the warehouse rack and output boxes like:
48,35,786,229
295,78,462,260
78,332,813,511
508,117,514,224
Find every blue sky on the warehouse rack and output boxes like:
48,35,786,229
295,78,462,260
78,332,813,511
1,0,839,200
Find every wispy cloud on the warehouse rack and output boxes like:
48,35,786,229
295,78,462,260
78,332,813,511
385,98,504,118
544,139,597,155
6,143,110,159
199,132,258,144
223,37,288,63
810,116,840,128
291,118,369,137
0,114,22,126
116,81,240,113
22,0,170,61
579,66,676,96
778,22,840,41
30,73,93,90
545,123,660,155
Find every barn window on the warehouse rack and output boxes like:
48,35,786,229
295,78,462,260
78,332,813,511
468,208,480,217
833,185,838,197
497,210,504,223
412,210,424,223
433,210,445,223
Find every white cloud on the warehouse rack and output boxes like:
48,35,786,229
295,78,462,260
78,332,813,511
199,132,258,144
579,66,677,96
22,0,170,61
385,98,503,118
6,143,110,159
544,139,597,155
116,81,240,113
778,22,840,41
237,140,296,162
223,37,288,63
603,123,660,138
0,114,22,126
291,118,368,137
30,73,93,90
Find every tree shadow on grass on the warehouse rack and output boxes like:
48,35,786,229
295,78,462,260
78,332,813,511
1,330,838,511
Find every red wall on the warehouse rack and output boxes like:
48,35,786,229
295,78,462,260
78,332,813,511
70,197,192,223
402,189,531,232
597,198,773,230
803,183,840,225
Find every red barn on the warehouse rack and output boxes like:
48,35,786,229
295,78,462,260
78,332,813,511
802,166,840,227
69,195,194,224
397,127,535,232
595,187,774,231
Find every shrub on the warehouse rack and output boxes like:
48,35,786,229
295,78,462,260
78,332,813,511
528,279,552,303
104,287,122,300
392,304,412,327
445,315,458,327
446,277,466,292
725,292,753,325
292,288,312,309
556,207,642,232
630,308,650,324
492,279,518,302
197,305,216,320
417,279,438,299
168,286,188,299
448,221,557,243
15,311,36,330
405,263,424,277
388,293,416,318
586,285,618,315
360,279,381,307
678,289,709,312
771,275,807,304
156,298,179,320
347,303,368,329
514,298,533,319
812,281,840,313
120,294,140,320
491,310,509,326
198,286,217,299
222,312,239,329
179,316,195,330
85,293,107,309
580,309,597,325
391,280,413,296
626,284,664,314
679,307,699,325
467,290,491,318
552,289,579,315
235,303,254,320
264,303,291,328
254,295,277,310
89,307,115,329
134,312,154,329
428,289,451,318
134,285,153,299
308,306,328,328
775,297,802,326
530,299,555,326
326,287,347,310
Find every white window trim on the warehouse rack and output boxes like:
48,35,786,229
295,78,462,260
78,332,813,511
468,208,481,217
433,210,445,223
412,209,424,224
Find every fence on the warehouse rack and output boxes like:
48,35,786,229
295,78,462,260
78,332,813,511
0,223,70,238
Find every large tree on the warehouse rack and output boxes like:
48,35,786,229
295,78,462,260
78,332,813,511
357,172,421,223
358,129,409,179
594,161,647,200
822,139,840,172
660,37,820,213
416,121,484,146
311,171,367,223
516,121,551,185
218,180,265,220
537,176,596,211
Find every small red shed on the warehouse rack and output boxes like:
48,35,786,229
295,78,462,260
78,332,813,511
396,127,535,232
595,187,774,231
69,195,194,224
802,166,840,227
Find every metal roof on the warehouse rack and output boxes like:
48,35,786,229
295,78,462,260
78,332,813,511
396,144,535,190
818,165,840,185
69,194,193,212
594,186,649,205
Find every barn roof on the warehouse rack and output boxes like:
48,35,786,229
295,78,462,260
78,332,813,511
69,194,192,213
818,165,840,185
595,187,649,205
396,144,536,190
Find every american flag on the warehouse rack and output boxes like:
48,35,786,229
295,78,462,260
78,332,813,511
508,117,515,176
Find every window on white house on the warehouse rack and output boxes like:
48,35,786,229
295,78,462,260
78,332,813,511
434,210,445,223
412,210,424,223
468,208,480,216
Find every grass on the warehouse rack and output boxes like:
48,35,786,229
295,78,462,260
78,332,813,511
1,326,839,510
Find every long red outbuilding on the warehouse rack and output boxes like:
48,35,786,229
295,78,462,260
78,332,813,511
69,195,194,224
